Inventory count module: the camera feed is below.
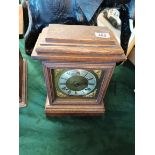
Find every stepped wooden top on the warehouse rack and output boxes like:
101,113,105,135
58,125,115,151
32,24,126,63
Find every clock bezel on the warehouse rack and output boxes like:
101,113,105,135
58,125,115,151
43,62,115,105
55,69,100,98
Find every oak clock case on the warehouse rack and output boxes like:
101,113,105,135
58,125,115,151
32,24,126,116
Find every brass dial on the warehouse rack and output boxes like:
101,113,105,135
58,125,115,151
58,69,97,96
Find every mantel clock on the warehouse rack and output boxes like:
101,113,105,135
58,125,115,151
32,24,126,116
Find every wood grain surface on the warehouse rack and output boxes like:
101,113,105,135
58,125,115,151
31,24,127,116
19,4,23,35
45,96,105,116
19,55,27,108
46,24,115,43
32,25,126,63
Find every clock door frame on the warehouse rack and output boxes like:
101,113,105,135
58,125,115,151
43,62,115,106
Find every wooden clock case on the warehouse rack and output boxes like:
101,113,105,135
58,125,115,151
31,24,126,116
19,51,27,108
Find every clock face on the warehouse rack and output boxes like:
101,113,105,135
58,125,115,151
58,69,96,96
53,69,103,98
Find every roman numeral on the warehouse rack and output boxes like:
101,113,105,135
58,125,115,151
68,90,71,95
87,77,94,80
85,87,91,91
84,72,88,77
89,83,95,85
60,83,66,85
62,87,68,91
61,77,67,80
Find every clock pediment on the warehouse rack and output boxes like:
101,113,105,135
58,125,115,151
32,24,126,63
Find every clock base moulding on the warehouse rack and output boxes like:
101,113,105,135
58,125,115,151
45,96,105,116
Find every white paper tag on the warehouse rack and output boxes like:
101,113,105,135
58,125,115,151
95,32,110,38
